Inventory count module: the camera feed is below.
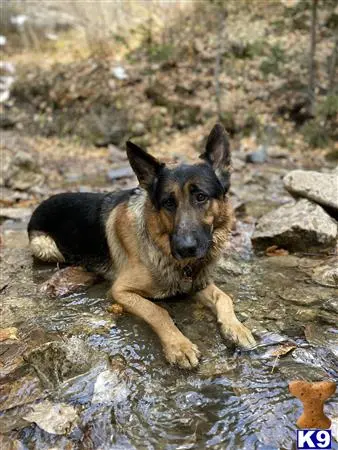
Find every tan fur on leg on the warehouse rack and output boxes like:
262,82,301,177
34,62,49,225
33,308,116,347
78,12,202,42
194,284,256,348
111,266,200,369
29,232,65,263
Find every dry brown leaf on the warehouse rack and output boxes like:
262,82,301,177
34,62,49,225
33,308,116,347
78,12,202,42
271,344,296,358
265,245,289,257
108,304,124,316
40,267,99,297
0,327,19,342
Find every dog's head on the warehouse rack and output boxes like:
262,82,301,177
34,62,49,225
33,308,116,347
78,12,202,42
126,124,232,262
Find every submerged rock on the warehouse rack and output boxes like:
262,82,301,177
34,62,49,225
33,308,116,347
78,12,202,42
252,199,337,252
311,261,338,288
284,170,338,213
23,401,78,435
92,369,129,404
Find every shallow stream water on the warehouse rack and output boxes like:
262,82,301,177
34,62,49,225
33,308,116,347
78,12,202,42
1,160,337,449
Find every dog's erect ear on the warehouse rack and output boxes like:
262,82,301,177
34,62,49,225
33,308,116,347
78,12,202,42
200,124,231,170
126,141,164,189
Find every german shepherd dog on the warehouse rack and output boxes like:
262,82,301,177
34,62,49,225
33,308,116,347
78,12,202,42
28,124,256,369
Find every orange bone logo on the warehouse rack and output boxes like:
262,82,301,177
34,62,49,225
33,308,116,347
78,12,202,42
289,380,336,429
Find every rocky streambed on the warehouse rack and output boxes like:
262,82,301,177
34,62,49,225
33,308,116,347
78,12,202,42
1,144,337,449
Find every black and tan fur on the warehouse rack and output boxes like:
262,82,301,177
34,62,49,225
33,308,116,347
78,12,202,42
28,124,256,369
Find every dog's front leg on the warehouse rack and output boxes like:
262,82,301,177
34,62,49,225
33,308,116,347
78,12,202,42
112,277,200,369
194,284,256,348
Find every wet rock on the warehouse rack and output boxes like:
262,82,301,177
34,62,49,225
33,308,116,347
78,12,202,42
311,261,338,288
284,170,338,213
215,257,244,278
304,324,338,358
317,309,338,326
198,357,238,379
24,337,103,389
255,331,291,348
0,435,25,450
322,297,338,314
40,267,100,298
0,297,42,329
291,347,338,379
92,369,129,404
252,199,337,252
278,358,331,382
0,325,62,380
106,166,134,181
70,313,116,336
23,401,78,435
0,207,32,221
0,375,44,411
277,286,320,306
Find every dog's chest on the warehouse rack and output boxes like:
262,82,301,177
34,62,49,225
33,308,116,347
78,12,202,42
147,254,210,298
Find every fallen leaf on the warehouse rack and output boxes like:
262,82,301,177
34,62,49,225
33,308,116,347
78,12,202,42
265,245,289,257
271,344,297,358
40,267,99,297
0,327,19,342
23,400,78,435
107,303,124,316
270,344,297,373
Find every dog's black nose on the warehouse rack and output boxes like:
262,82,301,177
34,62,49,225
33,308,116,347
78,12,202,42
172,235,198,259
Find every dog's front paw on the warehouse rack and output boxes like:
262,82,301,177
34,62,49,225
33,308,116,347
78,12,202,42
163,335,200,369
220,319,256,349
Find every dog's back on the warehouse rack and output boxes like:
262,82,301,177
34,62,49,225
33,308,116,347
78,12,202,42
28,190,135,271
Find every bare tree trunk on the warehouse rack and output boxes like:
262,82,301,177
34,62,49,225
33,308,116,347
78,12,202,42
215,5,227,121
328,31,338,93
308,0,318,116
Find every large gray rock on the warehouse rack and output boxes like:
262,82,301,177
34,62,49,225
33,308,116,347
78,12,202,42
2,150,45,191
283,170,338,212
252,199,337,252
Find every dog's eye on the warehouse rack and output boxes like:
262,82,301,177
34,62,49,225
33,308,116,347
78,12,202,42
196,192,208,203
162,198,176,210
